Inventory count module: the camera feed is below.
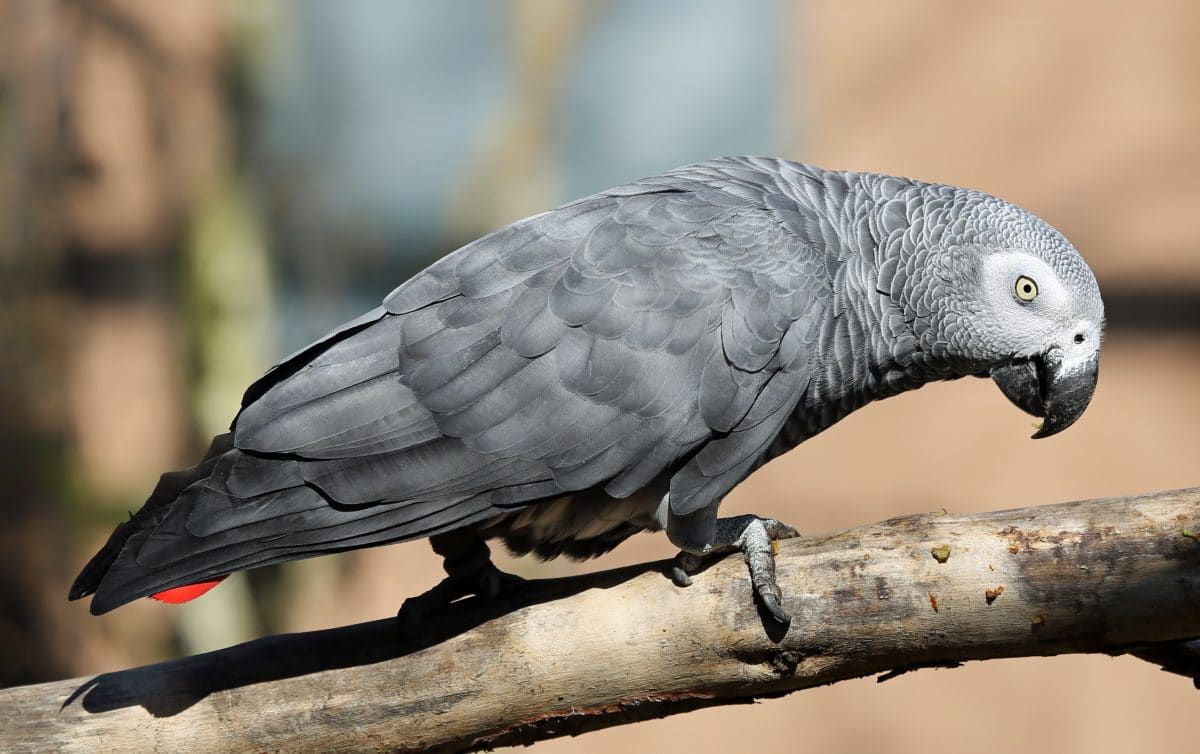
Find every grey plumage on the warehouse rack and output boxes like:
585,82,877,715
70,157,1104,616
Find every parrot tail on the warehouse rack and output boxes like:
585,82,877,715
68,434,236,609
69,430,507,615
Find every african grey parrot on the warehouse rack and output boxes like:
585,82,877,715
70,157,1103,622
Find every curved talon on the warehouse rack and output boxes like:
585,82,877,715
668,514,799,624
758,590,790,624
671,551,701,587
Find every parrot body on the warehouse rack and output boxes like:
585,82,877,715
71,157,1103,619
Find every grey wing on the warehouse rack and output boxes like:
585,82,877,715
78,172,832,614
223,185,824,550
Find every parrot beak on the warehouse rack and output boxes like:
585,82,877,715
991,347,1099,439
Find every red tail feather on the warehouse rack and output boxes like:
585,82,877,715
150,577,227,604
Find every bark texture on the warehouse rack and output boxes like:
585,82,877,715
3,487,1199,753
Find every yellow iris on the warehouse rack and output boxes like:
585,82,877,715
1015,275,1038,302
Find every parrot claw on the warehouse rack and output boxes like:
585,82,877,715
672,515,800,625
397,535,525,626
396,564,525,626
670,551,702,587
758,589,788,624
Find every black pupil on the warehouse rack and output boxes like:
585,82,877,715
1022,282,1033,294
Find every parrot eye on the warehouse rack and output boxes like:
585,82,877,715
1014,275,1038,302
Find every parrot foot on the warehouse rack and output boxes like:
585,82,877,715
670,515,800,624
396,534,525,626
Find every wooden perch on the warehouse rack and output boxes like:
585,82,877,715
4,487,1200,753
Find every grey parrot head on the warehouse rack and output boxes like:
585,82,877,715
898,187,1105,439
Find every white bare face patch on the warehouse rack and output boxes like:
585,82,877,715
978,251,1095,358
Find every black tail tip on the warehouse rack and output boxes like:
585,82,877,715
68,573,125,615
67,519,132,606
67,433,236,613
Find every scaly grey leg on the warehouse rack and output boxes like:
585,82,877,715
668,513,800,623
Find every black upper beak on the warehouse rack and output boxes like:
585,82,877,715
991,348,1099,439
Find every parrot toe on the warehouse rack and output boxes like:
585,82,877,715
396,562,526,627
757,589,788,624
397,534,527,626
672,514,800,624
670,551,703,587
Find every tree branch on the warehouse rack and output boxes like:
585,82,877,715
4,488,1199,752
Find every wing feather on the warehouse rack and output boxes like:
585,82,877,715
89,161,836,613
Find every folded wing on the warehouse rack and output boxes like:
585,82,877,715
74,166,828,614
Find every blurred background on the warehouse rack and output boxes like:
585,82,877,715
1,0,1197,750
